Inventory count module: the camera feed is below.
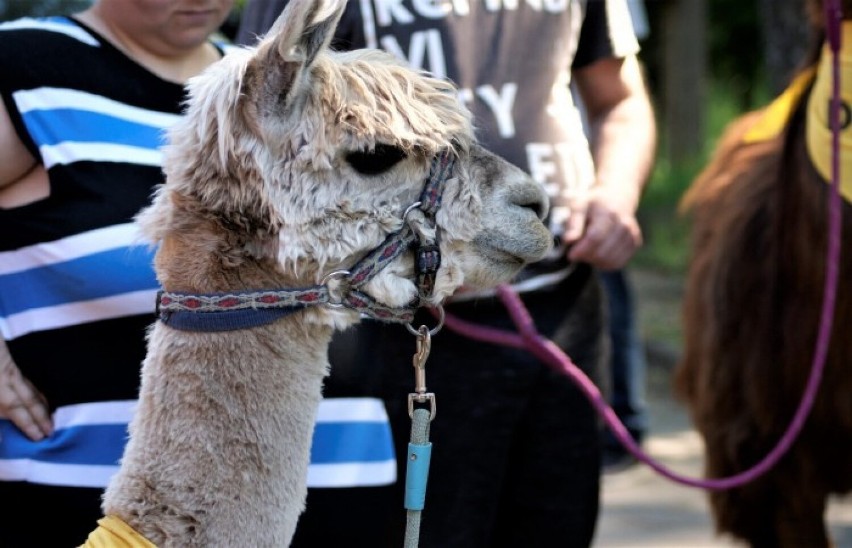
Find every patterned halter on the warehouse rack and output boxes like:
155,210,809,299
155,150,455,332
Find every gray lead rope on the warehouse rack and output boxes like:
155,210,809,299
404,407,432,548
403,325,437,548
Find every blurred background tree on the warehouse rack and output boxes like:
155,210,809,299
636,0,813,273
758,0,814,94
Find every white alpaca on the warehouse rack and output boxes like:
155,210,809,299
86,0,553,545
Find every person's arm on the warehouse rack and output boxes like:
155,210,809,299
0,99,38,190
563,54,656,270
0,100,53,440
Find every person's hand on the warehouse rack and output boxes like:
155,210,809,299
0,341,53,440
562,185,643,271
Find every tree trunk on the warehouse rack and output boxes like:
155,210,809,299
758,0,813,95
662,0,707,164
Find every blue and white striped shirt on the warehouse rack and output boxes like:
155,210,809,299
0,16,395,491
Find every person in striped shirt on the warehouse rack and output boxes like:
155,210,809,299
0,3,404,545
0,2,235,545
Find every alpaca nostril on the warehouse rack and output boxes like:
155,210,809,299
512,189,549,221
520,198,546,220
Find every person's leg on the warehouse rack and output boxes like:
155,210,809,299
600,269,648,464
492,267,607,547
290,484,397,547
0,482,105,547
290,326,398,547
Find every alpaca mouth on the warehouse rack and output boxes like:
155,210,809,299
475,231,553,267
477,214,553,262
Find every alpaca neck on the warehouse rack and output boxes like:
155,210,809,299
102,313,334,547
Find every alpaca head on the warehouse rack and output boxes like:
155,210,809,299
138,0,552,329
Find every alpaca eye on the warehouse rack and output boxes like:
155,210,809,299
346,144,407,175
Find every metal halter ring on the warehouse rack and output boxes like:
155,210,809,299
406,304,445,336
402,201,423,221
320,269,351,308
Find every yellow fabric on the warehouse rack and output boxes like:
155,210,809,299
806,21,852,203
79,516,156,548
742,67,816,144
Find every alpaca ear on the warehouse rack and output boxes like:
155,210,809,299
250,0,346,113
269,0,346,67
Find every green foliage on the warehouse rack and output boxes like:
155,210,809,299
636,1,772,275
636,77,771,274
634,157,697,275
707,0,765,107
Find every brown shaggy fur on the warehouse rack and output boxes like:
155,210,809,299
675,3,852,546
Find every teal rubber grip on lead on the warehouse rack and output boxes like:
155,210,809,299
404,442,433,510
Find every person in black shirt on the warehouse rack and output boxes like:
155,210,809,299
237,1,656,546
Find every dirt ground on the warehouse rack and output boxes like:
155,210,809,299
593,267,852,548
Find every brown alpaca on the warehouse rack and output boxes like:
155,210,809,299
676,2,852,546
79,0,554,545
